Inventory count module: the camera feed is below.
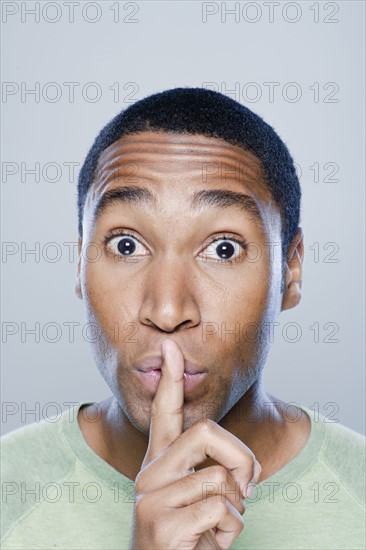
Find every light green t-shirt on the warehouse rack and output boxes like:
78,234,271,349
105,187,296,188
1,401,365,549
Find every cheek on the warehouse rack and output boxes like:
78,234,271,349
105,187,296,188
83,254,139,319
201,266,276,362
209,264,271,323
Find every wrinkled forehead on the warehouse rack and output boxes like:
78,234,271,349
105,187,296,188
90,131,272,201
81,132,283,243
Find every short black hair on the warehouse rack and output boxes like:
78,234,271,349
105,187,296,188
77,87,301,288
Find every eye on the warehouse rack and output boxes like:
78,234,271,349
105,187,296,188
202,237,246,262
103,231,246,262
106,233,148,257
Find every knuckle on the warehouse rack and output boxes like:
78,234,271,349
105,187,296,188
243,449,257,472
195,417,217,435
210,465,228,485
214,496,230,516
245,449,256,464
133,472,146,495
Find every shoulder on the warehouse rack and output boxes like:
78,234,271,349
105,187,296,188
1,409,75,477
1,410,76,541
303,406,365,506
322,418,365,471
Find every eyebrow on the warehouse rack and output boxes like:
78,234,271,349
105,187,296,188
92,185,266,230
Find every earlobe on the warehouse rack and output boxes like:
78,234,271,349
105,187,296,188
74,238,83,300
281,227,304,311
74,276,83,300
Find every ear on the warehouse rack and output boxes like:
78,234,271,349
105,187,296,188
74,237,83,300
281,227,304,311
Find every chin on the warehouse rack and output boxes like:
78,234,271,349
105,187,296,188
124,393,222,436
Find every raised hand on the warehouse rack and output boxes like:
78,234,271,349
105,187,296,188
129,338,261,550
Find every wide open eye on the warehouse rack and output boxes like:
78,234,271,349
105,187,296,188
202,237,245,262
103,231,246,263
106,234,148,257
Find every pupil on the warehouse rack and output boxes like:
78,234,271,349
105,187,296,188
117,238,136,256
217,241,235,259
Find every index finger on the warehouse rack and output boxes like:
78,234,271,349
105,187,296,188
141,338,185,467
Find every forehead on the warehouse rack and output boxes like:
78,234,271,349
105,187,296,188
90,131,272,202
82,132,282,241
98,131,263,165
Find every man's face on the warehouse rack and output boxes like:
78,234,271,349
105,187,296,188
76,131,284,435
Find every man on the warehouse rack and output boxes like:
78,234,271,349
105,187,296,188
1,88,365,549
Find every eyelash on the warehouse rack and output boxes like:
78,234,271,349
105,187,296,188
102,229,247,263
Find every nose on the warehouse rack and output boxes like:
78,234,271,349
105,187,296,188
138,257,201,333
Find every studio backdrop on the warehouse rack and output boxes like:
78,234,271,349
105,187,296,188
1,0,365,435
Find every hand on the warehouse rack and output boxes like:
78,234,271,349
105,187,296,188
129,338,261,550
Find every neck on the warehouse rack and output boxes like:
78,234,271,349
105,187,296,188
78,381,310,483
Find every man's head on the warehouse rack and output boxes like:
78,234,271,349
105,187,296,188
78,88,301,274
75,87,304,434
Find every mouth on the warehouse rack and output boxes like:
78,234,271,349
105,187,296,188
133,355,208,395
135,369,208,394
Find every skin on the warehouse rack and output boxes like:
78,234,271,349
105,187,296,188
131,338,261,549
75,131,309,489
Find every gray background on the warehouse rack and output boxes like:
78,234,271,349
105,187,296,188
1,1,365,435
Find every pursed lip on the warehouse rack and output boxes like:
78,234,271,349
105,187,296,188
133,355,207,375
